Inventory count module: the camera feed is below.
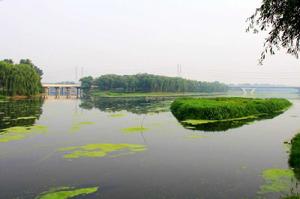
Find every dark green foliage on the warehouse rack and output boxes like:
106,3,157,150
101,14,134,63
80,97,171,114
19,59,44,77
171,97,292,121
80,76,93,96
247,0,300,63
82,74,228,93
0,99,44,130
0,59,42,96
289,133,300,180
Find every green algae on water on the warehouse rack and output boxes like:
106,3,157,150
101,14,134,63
35,186,98,199
258,168,296,194
122,126,149,134
70,121,95,132
109,113,126,118
59,143,147,159
0,125,48,143
182,116,258,126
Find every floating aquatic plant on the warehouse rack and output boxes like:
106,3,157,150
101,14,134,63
109,113,126,118
0,125,48,143
35,186,98,199
59,143,147,159
70,121,94,132
258,168,296,194
182,116,258,126
122,126,149,134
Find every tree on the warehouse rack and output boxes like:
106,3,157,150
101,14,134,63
3,59,13,64
247,0,300,63
85,74,228,93
80,76,93,90
0,59,42,96
20,59,44,77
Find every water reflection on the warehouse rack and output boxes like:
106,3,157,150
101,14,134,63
179,112,284,132
0,99,44,130
80,97,172,114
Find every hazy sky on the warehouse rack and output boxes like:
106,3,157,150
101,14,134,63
0,0,299,85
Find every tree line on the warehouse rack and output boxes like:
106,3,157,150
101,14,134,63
0,59,43,96
80,74,228,93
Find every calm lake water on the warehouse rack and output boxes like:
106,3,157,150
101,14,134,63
1,93,300,199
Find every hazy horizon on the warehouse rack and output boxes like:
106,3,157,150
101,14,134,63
0,0,299,86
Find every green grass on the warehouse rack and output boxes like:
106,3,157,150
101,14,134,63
91,91,224,98
171,97,292,121
0,95,7,102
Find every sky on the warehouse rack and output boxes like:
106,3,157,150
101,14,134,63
0,0,299,86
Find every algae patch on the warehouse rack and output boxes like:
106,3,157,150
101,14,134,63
182,116,257,126
0,125,48,143
258,168,296,194
122,126,149,134
59,143,147,159
109,113,126,118
35,186,98,199
70,121,94,132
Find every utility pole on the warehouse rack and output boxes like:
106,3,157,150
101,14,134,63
81,67,84,80
75,67,78,83
177,64,183,77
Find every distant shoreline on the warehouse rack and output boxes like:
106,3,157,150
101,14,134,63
90,91,228,98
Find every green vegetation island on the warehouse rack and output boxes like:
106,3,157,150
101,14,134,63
80,74,229,97
0,59,43,97
171,97,292,125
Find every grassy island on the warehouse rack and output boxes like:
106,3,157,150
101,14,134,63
171,97,292,123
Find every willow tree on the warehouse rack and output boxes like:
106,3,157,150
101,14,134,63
0,60,42,96
247,0,300,63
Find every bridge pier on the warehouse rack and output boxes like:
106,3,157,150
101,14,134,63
43,87,49,98
66,87,71,98
42,83,82,99
55,87,60,98
76,87,81,98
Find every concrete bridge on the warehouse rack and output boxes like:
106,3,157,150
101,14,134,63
229,86,300,95
42,83,82,98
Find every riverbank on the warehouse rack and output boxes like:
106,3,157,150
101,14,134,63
0,94,43,101
91,91,227,98
289,133,300,179
171,97,292,122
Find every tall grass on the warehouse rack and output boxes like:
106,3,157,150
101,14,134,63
171,97,292,121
